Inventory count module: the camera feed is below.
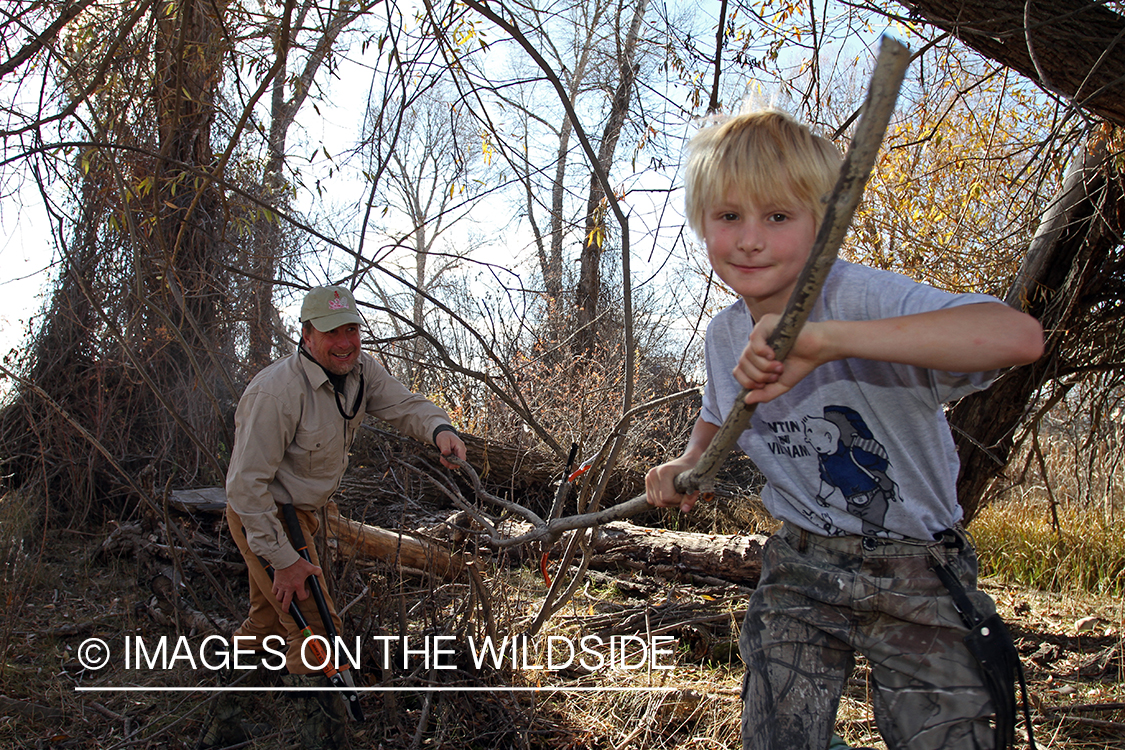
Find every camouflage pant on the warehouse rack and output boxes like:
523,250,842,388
739,523,997,750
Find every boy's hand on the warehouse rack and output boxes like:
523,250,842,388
736,314,832,405
645,455,701,513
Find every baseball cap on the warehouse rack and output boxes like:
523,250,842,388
300,285,364,332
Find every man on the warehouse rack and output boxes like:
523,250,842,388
207,285,466,749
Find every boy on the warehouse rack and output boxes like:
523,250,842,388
645,110,1043,749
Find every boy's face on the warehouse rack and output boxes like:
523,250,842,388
702,188,817,318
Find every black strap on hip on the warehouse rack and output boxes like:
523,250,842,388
931,542,1036,750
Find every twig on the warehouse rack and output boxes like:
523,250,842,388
86,701,127,722
446,458,546,528
337,584,370,619
38,614,122,639
433,457,639,548
397,458,501,539
1042,702,1125,713
527,529,595,635
1047,714,1125,731
409,674,437,750
464,560,497,643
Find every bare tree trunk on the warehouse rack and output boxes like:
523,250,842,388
127,0,234,477
951,140,1123,521
895,0,1125,126
889,2,1125,522
149,0,230,358
540,0,606,327
573,0,647,355
246,53,291,372
409,188,430,388
245,0,371,371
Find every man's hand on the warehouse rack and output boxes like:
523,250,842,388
436,430,467,470
272,557,322,611
736,314,832,405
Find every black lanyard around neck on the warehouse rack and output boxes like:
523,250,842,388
338,372,364,420
299,344,365,420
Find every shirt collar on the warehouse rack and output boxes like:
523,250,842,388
297,346,364,394
297,347,331,390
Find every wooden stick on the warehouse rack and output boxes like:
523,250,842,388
672,35,912,497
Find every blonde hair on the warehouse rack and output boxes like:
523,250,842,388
684,110,842,237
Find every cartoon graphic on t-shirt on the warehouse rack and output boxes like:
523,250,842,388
802,406,900,536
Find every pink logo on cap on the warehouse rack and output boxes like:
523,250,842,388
328,291,349,311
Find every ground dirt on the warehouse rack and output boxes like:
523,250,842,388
1,472,1122,750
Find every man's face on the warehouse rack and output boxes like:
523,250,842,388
702,188,817,319
303,323,362,375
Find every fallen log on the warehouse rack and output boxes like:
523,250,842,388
493,516,768,586
324,505,464,581
169,489,768,586
170,489,463,581
589,521,767,586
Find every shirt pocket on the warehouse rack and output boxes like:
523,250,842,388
291,424,342,479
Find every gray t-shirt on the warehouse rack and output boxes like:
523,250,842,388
701,261,1000,541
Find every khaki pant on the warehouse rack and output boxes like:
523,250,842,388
739,523,997,750
226,504,343,676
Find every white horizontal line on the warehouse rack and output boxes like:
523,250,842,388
75,686,680,693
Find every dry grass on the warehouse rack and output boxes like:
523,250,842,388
971,500,1125,596
969,424,1125,597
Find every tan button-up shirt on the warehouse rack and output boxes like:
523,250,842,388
226,349,452,569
